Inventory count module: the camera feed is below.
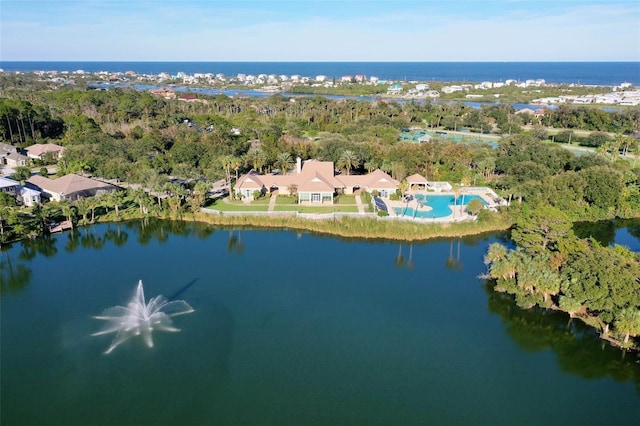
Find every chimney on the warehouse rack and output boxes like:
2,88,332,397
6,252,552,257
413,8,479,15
296,157,302,174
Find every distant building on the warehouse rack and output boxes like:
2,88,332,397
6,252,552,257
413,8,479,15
387,84,403,95
25,143,65,161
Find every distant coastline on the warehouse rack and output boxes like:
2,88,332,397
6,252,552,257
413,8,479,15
1,61,639,86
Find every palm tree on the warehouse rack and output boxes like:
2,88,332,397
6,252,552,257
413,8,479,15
109,190,126,218
615,134,632,156
130,187,151,215
189,181,210,211
615,308,640,344
59,200,75,225
247,148,266,172
144,171,168,207
337,150,359,176
364,161,378,174
74,197,89,224
628,139,639,168
230,156,242,182
86,196,99,223
608,138,622,163
485,243,507,265
275,152,293,175
219,155,234,185
163,182,187,213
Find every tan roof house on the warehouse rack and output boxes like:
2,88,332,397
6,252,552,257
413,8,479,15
0,142,18,157
25,143,65,161
1,143,24,168
4,151,29,167
27,173,116,202
235,158,399,203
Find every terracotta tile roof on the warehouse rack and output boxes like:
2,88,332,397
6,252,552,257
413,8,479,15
236,160,398,194
235,172,266,189
297,171,336,192
363,169,399,189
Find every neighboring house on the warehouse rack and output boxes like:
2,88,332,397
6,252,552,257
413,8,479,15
235,158,399,203
27,173,117,202
0,176,20,196
19,186,41,207
0,176,40,206
0,141,18,157
5,151,29,167
1,142,19,165
25,143,65,161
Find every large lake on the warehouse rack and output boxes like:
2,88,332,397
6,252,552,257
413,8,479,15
1,220,639,425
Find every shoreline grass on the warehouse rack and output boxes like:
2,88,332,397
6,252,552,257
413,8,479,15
186,210,514,242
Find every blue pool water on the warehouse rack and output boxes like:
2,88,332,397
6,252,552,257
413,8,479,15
395,194,487,219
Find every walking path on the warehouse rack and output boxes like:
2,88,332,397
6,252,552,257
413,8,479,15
355,194,365,214
268,194,277,212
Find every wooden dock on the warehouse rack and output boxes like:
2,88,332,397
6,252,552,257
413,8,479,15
49,220,73,233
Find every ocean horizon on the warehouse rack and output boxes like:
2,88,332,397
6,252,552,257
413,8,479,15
1,61,639,86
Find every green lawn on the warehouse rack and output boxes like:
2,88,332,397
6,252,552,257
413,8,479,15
251,197,272,205
335,195,356,205
207,196,362,213
273,205,359,213
207,199,269,212
275,196,297,205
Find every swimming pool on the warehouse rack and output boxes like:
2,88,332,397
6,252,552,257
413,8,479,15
394,194,487,219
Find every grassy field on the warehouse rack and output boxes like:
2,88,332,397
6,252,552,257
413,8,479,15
272,205,359,213
335,195,357,205
206,199,269,212
275,196,297,205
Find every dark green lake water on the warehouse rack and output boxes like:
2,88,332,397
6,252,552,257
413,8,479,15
1,220,639,425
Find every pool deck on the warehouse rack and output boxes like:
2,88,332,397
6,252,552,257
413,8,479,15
384,187,505,222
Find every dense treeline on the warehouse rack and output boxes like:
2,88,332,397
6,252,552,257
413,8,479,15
484,136,640,351
484,207,640,350
0,82,638,224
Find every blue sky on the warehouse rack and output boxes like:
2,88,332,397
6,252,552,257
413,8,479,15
2,0,639,61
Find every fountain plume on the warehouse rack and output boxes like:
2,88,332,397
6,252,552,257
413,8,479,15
92,280,194,354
